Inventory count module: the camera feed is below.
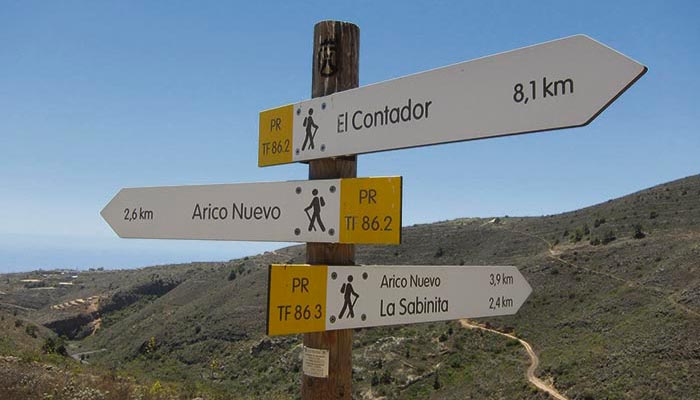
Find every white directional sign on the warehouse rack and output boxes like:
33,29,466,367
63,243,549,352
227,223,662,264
259,35,646,166
267,264,532,335
101,177,402,244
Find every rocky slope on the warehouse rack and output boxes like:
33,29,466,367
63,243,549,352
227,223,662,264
1,174,698,399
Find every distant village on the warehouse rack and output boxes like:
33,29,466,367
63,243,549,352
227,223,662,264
8,269,103,290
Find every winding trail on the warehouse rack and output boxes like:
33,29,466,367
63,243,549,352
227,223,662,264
460,319,569,400
494,222,700,319
0,302,36,312
469,220,699,398
69,348,107,364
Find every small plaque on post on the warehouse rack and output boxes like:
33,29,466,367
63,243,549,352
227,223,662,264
303,346,329,378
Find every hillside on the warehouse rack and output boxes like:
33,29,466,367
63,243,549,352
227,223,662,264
1,174,698,399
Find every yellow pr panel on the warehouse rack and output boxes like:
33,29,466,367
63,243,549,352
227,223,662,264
339,177,402,244
267,264,327,335
259,105,294,167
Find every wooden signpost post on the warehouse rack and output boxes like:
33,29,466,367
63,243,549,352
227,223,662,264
302,21,359,400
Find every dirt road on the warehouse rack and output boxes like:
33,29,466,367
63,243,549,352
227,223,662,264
495,222,700,319
460,319,569,400
69,348,107,364
0,302,36,312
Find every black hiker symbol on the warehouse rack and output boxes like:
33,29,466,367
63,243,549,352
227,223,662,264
338,275,359,319
304,189,326,232
301,108,319,151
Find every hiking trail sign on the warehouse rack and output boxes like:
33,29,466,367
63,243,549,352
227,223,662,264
259,34,646,167
101,177,401,244
267,264,532,336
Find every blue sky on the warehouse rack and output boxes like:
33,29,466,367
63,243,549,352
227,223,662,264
1,1,698,272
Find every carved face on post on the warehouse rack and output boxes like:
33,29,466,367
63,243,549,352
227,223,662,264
318,39,337,77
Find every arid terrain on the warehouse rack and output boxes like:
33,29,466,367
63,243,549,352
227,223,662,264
1,174,698,399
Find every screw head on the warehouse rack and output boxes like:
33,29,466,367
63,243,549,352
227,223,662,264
331,272,337,280
328,228,335,236
295,148,300,155
296,108,301,115
362,272,368,280
321,102,326,110
320,144,326,152
361,314,366,321
329,185,336,193
330,316,336,323
295,187,302,194
294,228,301,236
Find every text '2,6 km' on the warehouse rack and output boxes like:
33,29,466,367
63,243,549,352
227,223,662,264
259,34,646,166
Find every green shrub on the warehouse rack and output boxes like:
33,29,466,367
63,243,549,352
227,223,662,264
570,230,582,243
139,336,158,355
433,369,441,390
42,337,67,356
602,230,616,245
25,324,38,338
380,369,392,384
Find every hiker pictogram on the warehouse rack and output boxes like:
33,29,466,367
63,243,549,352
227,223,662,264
302,108,319,151
338,275,359,319
304,189,326,232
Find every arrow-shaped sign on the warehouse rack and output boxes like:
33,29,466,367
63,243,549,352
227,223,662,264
259,35,646,166
101,177,402,244
267,264,532,335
